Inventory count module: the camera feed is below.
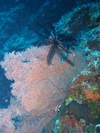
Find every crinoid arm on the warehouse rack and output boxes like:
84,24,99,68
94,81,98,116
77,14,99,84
56,47,74,66
34,19,50,36
46,44,57,65
62,56,75,66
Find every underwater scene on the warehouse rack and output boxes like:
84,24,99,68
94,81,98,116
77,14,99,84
0,0,100,133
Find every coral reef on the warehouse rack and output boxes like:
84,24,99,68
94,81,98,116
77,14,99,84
0,1,100,132
46,2,100,133
54,48,100,132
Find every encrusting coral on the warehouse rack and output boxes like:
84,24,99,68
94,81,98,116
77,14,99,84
83,90,100,101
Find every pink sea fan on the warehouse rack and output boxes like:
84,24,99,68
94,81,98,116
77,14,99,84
0,109,15,133
0,45,85,132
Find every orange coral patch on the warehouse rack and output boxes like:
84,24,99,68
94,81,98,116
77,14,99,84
84,90,100,101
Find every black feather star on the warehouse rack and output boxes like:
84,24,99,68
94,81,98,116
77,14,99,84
46,34,75,66
29,19,76,66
